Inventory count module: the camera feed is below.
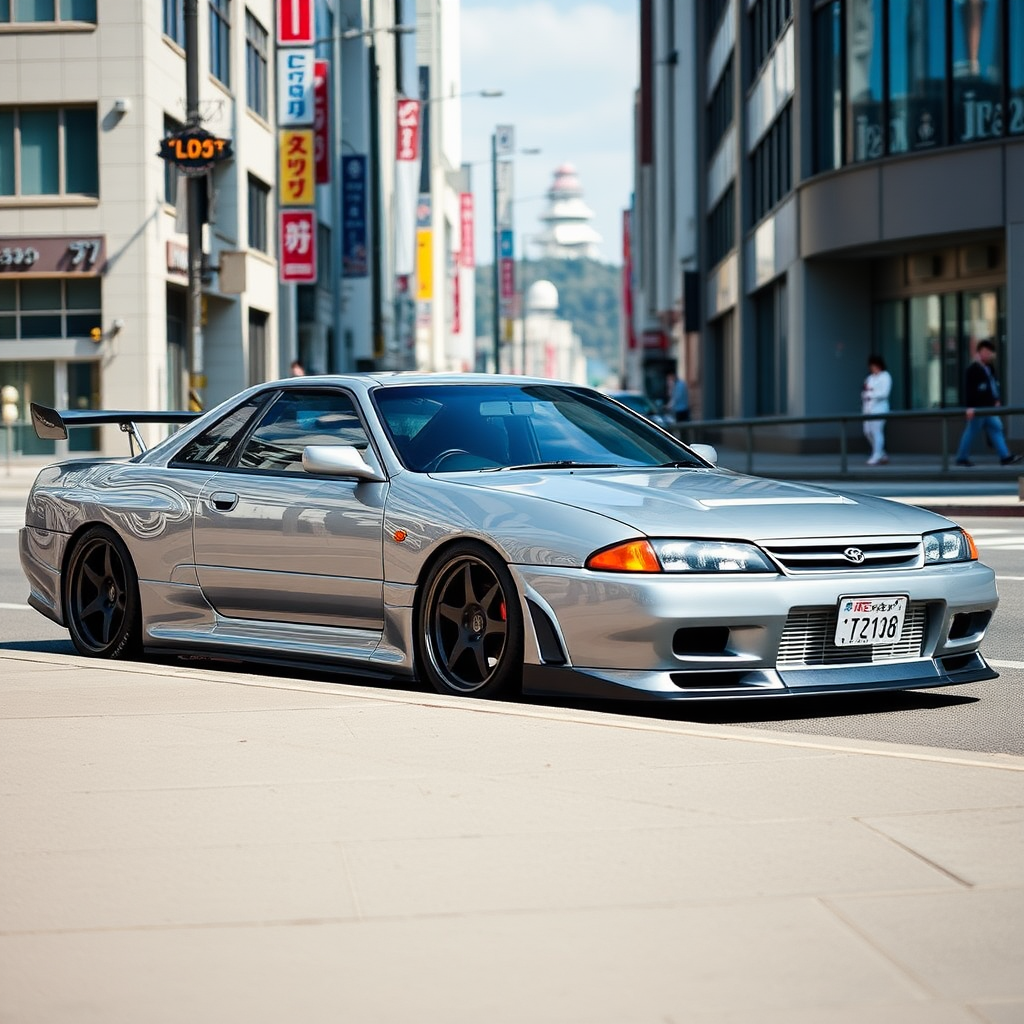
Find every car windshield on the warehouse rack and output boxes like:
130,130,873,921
373,382,705,473
613,393,656,416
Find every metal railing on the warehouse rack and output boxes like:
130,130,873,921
674,405,1024,476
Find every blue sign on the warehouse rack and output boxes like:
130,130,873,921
500,230,514,259
342,154,368,278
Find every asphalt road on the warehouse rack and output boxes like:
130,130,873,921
2,503,1021,756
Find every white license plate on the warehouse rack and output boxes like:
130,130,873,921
834,595,908,647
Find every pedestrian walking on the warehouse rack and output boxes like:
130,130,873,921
290,359,306,377
954,339,1022,467
861,354,892,465
667,372,690,423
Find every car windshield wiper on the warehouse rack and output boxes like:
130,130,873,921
486,460,622,472
657,460,704,468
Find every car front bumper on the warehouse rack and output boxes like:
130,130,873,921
513,559,999,700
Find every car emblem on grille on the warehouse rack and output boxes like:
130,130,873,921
843,547,866,564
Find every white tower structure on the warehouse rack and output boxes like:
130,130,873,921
518,280,587,383
535,164,602,260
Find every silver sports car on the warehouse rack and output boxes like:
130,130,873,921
20,373,998,701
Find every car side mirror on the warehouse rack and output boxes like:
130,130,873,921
302,445,386,481
689,443,718,466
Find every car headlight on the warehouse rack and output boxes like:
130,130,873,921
586,538,776,573
923,528,977,564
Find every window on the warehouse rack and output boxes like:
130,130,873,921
245,10,269,119
750,103,791,224
1012,0,1024,134
247,174,270,251
163,116,182,206
707,56,734,154
0,277,101,340
236,390,369,473
162,0,184,45
750,0,792,78
248,308,268,386
847,0,884,161
0,105,98,198
754,279,788,416
172,392,271,467
1,0,96,22
888,0,947,153
813,2,843,172
707,185,735,268
210,0,231,87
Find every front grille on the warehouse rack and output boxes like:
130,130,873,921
778,603,927,667
762,537,921,574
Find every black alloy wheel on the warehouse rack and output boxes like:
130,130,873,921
417,541,523,698
65,527,142,659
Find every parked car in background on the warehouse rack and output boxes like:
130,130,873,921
20,374,998,703
603,389,673,429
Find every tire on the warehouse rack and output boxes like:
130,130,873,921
64,526,142,659
416,541,523,698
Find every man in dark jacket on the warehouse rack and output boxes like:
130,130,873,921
955,339,1022,466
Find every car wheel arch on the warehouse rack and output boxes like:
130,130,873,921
412,536,526,698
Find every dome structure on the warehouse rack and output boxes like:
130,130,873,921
526,279,559,314
535,163,602,260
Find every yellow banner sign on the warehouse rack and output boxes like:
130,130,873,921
279,130,315,206
416,228,432,300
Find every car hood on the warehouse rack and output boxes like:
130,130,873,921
446,467,944,540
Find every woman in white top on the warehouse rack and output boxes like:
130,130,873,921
861,354,892,466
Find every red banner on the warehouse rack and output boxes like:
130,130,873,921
459,193,474,268
500,257,515,301
277,0,314,44
622,209,636,350
313,60,330,184
279,210,317,283
396,99,421,161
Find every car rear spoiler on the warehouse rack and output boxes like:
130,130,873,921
30,402,199,455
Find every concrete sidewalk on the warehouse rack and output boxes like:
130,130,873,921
1,647,1022,1023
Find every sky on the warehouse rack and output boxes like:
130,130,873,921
458,0,639,268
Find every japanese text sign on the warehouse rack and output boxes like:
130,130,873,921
279,129,315,205
279,210,317,283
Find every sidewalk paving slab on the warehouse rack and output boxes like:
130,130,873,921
1,649,1022,1023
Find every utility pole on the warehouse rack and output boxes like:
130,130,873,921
184,0,204,411
491,131,500,373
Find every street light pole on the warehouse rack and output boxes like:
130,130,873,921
491,130,501,374
184,0,204,411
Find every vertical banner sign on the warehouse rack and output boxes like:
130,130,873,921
279,129,315,205
279,210,317,283
394,99,421,277
499,229,515,300
622,209,636,350
279,49,315,126
277,0,314,45
342,154,368,278
416,195,432,303
313,60,330,183
459,193,474,268
452,264,461,334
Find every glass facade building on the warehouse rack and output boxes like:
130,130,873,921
635,0,1023,452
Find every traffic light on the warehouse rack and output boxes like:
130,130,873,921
89,327,103,343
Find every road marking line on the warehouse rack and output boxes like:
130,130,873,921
0,602,31,610
990,660,1024,670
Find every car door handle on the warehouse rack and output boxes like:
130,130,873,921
209,491,239,512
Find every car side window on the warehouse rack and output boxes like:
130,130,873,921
235,389,369,473
171,394,270,467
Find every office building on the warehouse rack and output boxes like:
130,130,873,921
631,0,1023,449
